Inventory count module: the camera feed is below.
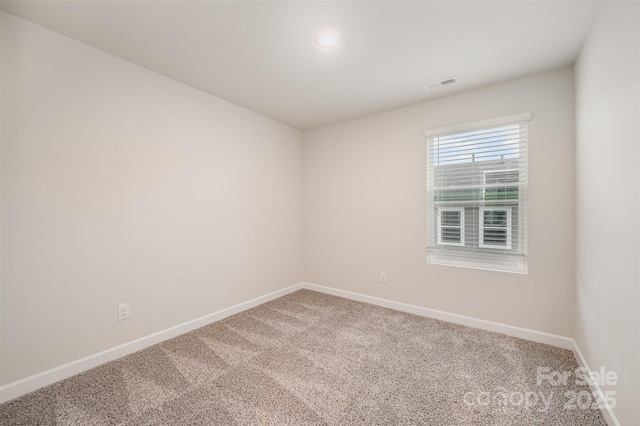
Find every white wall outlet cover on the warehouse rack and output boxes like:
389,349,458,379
117,303,131,321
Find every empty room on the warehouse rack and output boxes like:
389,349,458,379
0,1,638,425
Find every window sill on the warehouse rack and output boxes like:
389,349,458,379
427,249,527,274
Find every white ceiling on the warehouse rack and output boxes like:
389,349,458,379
1,1,601,130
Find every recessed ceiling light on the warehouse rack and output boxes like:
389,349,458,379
315,29,340,48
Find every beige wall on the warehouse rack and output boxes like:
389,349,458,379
3,6,639,422
0,12,304,385
304,67,576,337
574,3,640,425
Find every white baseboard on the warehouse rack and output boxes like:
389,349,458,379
301,282,574,350
571,341,620,426
0,282,304,403
1,281,619,426
302,282,619,426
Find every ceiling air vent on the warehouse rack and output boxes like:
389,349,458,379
425,76,457,91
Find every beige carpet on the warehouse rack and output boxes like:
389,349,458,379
0,289,606,425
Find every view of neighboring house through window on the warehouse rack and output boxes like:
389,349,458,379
437,208,465,246
425,113,530,273
479,207,511,249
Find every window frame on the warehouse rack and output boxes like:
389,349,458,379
425,112,530,274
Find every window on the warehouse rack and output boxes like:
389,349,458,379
426,113,529,273
479,207,511,249
437,207,465,246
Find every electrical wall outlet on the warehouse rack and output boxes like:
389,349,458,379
117,303,131,321
379,272,387,284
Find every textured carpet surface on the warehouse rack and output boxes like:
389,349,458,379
0,289,607,425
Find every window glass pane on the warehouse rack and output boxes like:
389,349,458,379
441,211,460,226
441,227,461,243
483,210,507,227
437,189,483,202
485,186,519,200
434,125,521,166
485,170,519,200
483,229,507,245
485,170,519,184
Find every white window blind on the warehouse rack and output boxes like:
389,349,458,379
426,113,530,273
